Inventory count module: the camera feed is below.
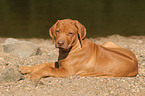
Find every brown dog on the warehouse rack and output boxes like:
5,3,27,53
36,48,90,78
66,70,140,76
19,19,138,81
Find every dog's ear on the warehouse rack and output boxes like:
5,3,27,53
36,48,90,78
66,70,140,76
49,20,59,43
75,20,86,40
75,20,86,47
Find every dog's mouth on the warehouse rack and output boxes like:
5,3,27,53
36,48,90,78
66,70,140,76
57,46,72,51
57,47,65,50
55,41,72,51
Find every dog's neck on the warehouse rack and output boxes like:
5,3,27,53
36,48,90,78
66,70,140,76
58,50,70,61
58,39,82,62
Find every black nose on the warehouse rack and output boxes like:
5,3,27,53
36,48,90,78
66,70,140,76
57,40,64,46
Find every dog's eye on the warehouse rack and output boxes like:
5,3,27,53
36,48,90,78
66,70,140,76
68,32,73,35
56,30,60,33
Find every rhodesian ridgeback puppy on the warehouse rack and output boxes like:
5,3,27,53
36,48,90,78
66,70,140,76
19,19,138,82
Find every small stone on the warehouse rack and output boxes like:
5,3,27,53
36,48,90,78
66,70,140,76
5,63,9,66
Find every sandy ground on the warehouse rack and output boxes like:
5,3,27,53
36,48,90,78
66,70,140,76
0,35,145,96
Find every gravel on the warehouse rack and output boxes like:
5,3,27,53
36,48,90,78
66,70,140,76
0,35,144,96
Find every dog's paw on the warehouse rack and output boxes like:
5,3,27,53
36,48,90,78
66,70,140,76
26,73,41,85
19,65,32,74
26,73,40,80
25,73,40,87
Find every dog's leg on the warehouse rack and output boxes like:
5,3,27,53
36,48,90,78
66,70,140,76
102,41,121,48
19,61,70,81
26,65,69,81
19,63,55,74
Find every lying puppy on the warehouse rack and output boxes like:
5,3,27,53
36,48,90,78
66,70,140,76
19,19,138,82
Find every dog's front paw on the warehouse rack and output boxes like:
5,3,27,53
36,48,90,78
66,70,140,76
25,73,41,86
19,65,32,74
26,73,41,83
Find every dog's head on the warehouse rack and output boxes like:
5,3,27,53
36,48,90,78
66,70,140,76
49,19,86,51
